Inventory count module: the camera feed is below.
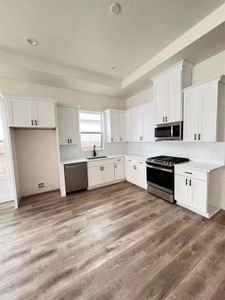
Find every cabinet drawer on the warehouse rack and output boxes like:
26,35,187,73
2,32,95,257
88,159,114,168
114,157,124,163
175,167,207,181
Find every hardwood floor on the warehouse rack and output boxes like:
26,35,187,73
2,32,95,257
0,181,225,300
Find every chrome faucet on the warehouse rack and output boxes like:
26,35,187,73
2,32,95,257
93,145,97,157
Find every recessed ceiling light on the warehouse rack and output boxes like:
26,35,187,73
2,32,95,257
27,38,39,46
112,65,118,71
110,3,121,15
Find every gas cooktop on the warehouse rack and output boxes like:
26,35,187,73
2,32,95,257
146,155,189,167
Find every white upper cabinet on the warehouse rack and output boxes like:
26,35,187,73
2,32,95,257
33,101,56,128
104,109,127,143
7,97,56,128
126,102,154,142
184,76,225,142
152,60,192,125
8,98,33,127
57,106,80,145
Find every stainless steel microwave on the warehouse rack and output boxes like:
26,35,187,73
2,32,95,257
155,121,183,141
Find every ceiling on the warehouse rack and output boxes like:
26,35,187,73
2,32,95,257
0,0,225,96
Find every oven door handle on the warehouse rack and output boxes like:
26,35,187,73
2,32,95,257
146,165,173,173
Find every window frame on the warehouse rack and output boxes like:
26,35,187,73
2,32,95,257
79,110,104,151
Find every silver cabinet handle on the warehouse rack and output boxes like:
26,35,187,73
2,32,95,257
67,139,70,144
70,139,72,143
114,164,117,169
35,120,38,126
185,171,192,175
31,120,34,126
166,116,168,122
163,117,165,122
185,178,188,185
120,137,122,142
111,137,113,142
189,179,192,186
198,134,201,141
194,134,197,141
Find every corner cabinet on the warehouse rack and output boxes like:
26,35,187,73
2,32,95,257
104,109,126,143
175,163,224,218
183,76,225,142
126,102,154,142
57,106,80,145
152,60,193,125
7,97,56,128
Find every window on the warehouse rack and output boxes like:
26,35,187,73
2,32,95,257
79,111,103,150
0,103,7,174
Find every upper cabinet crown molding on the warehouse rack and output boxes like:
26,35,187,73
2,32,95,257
5,95,56,129
152,60,193,125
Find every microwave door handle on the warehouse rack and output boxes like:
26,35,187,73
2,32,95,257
171,125,173,138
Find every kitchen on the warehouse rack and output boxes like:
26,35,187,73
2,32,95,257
1,1,225,299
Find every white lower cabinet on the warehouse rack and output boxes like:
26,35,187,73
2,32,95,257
175,164,223,218
114,158,125,181
88,157,125,188
125,157,147,189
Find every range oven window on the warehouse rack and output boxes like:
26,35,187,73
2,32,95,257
155,126,171,138
147,165,173,193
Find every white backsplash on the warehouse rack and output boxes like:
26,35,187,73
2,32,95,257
60,142,128,161
128,141,225,164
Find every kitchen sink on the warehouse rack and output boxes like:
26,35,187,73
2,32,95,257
87,156,107,160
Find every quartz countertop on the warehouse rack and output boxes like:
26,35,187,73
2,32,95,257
175,161,224,172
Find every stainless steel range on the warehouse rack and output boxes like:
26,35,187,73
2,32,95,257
146,155,189,203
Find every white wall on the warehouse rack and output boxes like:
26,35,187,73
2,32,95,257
0,78,126,110
126,86,153,108
14,129,59,197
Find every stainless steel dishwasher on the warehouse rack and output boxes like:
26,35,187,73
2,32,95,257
64,162,88,194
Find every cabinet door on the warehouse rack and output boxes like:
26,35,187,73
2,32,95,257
8,99,33,127
34,102,56,128
167,69,182,123
88,166,102,187
154,78,167,124
110,111,120,142
191,178,207,212
115,161,125,181
126,159,134,182
119,112,126,142
175,175,189,205
137,161,147,189
183,88,199,141
69,108,80,145
102,164,114,184
125,110,131,142
130,107,144,141
199,83,218,142
143,103,154,141
57,107,70,145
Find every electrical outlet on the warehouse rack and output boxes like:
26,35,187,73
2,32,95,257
38,183,45,189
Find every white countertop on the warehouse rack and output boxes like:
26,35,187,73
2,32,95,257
175,161,224,172
60,153,148,165
61,154,127,165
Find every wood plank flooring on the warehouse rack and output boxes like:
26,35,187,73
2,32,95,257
0,181,225,300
